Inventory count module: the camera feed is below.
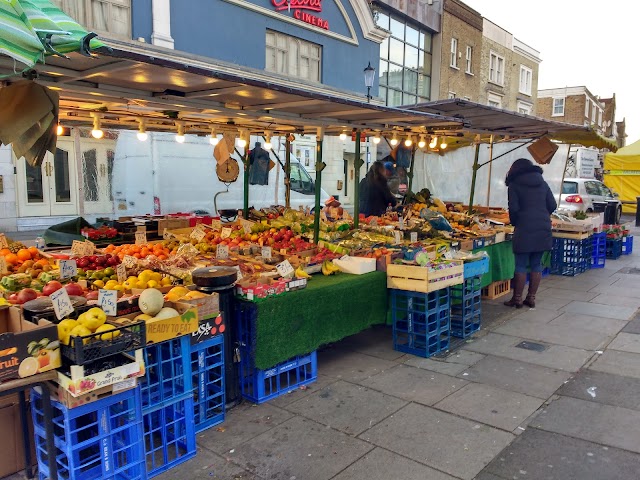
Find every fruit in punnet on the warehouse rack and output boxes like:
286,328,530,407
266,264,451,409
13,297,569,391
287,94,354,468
42,281,63,296
153,307,179,320
79,307,107,331
57,319,79,345
95,324,121,341
139,288,165,316
69,324,92,344
16,288,38,304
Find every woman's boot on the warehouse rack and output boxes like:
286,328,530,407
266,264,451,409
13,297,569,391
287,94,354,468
503,272,526,308
524,271,542,308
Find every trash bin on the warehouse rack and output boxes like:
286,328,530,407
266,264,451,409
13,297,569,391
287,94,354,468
604,201,618,225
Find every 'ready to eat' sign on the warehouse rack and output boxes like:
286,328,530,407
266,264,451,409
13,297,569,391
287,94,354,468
271,0,329,30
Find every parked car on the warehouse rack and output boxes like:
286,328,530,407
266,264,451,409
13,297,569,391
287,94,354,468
560,178,622,223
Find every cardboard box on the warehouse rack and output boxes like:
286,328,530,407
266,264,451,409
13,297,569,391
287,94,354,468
57,351,144,397
332,256,376,275
0,308,61,382
0,394,35,478
112,302,199,345
158,218,190,232
54,379,137,409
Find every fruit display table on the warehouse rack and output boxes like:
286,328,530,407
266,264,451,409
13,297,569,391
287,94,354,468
237,271,387,370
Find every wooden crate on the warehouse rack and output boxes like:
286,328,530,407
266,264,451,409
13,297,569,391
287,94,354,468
481,279,511,300
552,231,592,240
387,261,463,293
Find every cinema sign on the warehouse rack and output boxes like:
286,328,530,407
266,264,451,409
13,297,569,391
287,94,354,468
271,0,330,30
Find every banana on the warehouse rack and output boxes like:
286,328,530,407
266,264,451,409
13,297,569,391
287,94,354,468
295,267,311,279
322,260,340,275
321,261,332,276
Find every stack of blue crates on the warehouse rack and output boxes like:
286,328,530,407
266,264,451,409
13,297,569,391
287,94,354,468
606,238,623,259
189,335,225,432
236,302,317,404
31,386,147,480
622,235,634,255
140,336,196,478
591,232,606,268
550,237,591,276
450,276,482,338
391,288,450,357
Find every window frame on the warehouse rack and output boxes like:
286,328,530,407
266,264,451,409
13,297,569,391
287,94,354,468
265,30,322,83
489,51,505,86
448,91,456,99
552,97,565,116
487,92,503,108
450,37,459,68
465,45,473,74
517,100,532,115
519,65,532,95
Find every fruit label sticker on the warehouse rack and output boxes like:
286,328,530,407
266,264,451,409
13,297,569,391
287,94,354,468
241,219,255,234
116,264,127,283
190,226,206,242
216,244,229,259
276,260,295,279
84,240,96,255
123,255,137,268
261,246,272,260
221,227,232,239
59,259,78,280
98,289,117,316
0,256,7,275
112,378,137,393
212,219,222,231
410,232,418,243
71,240,86,255
394,231,402,245
50,288,74,320
135,231,147,245
0,233,8,249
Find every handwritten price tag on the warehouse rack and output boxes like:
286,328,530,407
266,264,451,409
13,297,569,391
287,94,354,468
399,216,404,229
241,219,255,234
394,231,402,245
216,244,229,259
84,240,96,255
276,259,295,279
59,259,78,279
136,225,146,233
0,256,7,275
116,264,127,283
163,228,173,240
212,219,222,231
233,265,243,281
98,289,118,316
0,234,8,249
410,232,418,243
71,240,86,255
50,288,74,320
135,231,147,245
123,255,137,268
221,227,232,239
261,246,272,260
190,226,206,242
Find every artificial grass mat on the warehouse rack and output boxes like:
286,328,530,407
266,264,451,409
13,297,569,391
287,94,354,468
240,271,388,370
473,241,551,288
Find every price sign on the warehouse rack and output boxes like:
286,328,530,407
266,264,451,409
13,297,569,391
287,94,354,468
216,244,229,259
98,289,118,316
212,219,222,231
241,219,255,235
399,216,404,229
59,259,78,279
71,240,86,255
233,265,243,281
0,234,8,249
444,251,453,260
136,225,146,233
50,288,74,320
221,227,232,239
163,228,173,240
135,231,147,245
276,259,295,278
116,264,127,283
84,240,96,255
394,231,402,245
410,232,418,243
190,226,206,242
0,256,7,275
261,246,272,260
123,255,137,268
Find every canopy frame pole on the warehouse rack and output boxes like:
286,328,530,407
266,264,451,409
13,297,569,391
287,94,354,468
486,135,495,207
242,146,250,219
468,142,481,215
558,143,572,207
408,145,417,193
477,136,540,168
313,128,326,243
353,129,363,229
285,136,291,208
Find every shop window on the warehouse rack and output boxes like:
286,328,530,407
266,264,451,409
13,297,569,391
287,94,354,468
52,0,131,39
450,38,458,68
553,97,565,116
266,30,322,83
519,65,532,95
465,46,473,74
489,51,504,85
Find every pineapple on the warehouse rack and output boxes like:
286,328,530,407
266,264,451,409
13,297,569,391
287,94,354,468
8,241,26,253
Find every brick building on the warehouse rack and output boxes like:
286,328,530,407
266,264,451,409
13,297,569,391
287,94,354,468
439,0,483,102
537,86,605,133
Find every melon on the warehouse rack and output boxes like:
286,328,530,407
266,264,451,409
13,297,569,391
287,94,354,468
153,307,179,320
139,288,165,316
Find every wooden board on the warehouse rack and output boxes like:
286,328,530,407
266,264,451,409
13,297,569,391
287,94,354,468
387,261,464,293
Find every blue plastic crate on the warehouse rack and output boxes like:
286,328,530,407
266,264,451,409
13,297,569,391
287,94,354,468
31,386,146,480
391,288,450,358
450,276,482,338
189,335,225,432
143,397,197,478
238,350,317,404
463,257,489,279
606,238,622,259
591,232,607,268
551,237,591,276
140,336,193,409
622,235,634,255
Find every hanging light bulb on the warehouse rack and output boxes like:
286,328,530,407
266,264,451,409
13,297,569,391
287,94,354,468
90,113,103,139
440,137,448,150
428,135,438,149
372,134,381,144
404,135,413,147
264,131,272,150
339,130,347,141
56,124,64,136
136,119,148,142
209,127,219,146
175,121,185,143
418,135,426,149
237,130,247,148
390,132,398,146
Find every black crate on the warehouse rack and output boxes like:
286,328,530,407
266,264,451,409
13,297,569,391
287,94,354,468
27,303,92,324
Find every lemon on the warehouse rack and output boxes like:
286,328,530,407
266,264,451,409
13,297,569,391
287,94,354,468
150,272,162,282
104,280,119,290
95,324,121,341
135,280,148,290
138,270,155,284
92,279,105,289
147,280,160,289
161,277,172,286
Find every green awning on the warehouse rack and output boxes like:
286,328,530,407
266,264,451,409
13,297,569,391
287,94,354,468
0,0,102,75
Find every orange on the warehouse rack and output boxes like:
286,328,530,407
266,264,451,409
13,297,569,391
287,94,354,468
0,248,10,256
28,246,39,258
4,253,19,265
16,249,32,261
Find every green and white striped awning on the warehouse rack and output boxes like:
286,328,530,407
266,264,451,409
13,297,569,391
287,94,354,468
0,0,101,75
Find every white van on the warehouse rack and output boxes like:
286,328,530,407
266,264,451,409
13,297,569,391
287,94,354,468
111,131,328,216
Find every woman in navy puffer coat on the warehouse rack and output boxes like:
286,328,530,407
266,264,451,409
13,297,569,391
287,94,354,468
504,158,557,309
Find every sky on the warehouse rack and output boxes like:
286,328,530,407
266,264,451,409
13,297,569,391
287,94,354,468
461,0,638,144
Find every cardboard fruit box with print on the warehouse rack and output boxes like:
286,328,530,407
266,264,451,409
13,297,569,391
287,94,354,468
0,307,61,382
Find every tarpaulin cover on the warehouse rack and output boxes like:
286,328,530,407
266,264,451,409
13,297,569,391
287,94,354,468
604,139,640,212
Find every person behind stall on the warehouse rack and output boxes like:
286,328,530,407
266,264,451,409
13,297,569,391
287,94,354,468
323,196,344,221
359,160,397,216
503,158,557,309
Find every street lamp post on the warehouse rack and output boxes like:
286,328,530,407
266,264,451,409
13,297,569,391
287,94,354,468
364,62,375,103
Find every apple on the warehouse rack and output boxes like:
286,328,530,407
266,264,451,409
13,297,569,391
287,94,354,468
16,288,38,304
65,283,84,296
8,293,19,304
106,256,119,266
43,281,64,296
95,256,107,266
88,255,98,264
78,307,107,330
76,257,90,269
